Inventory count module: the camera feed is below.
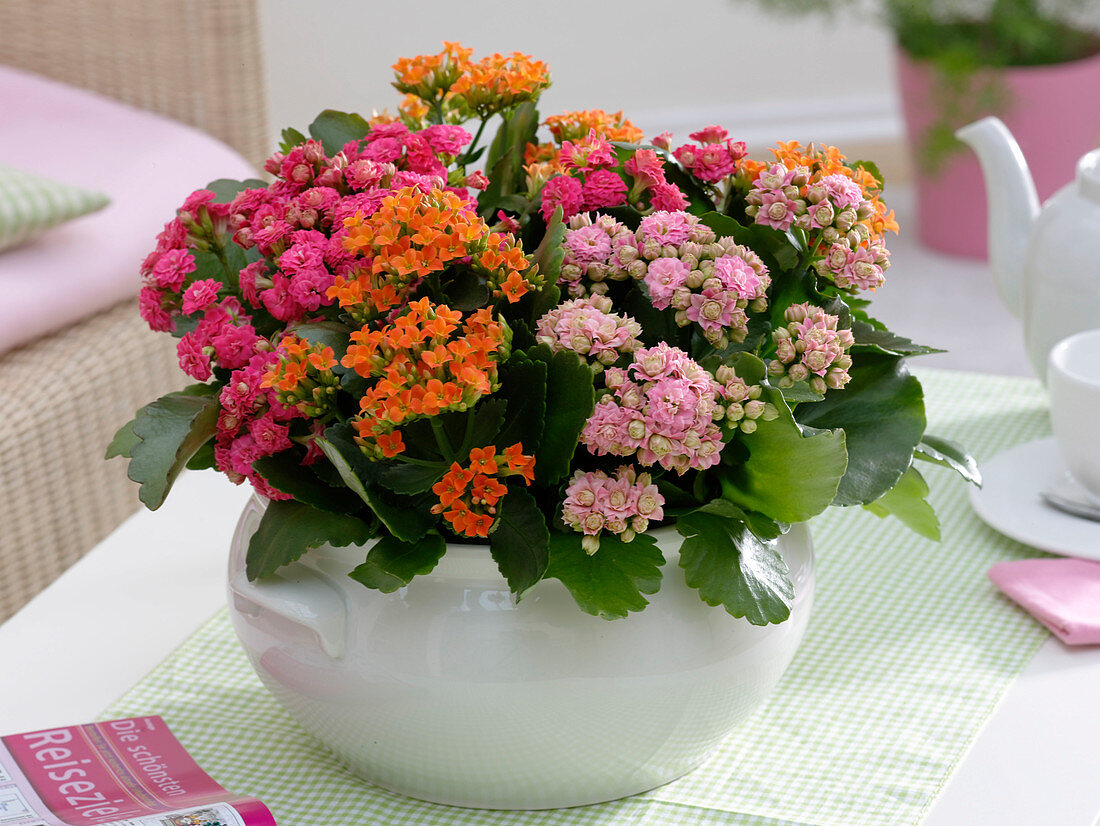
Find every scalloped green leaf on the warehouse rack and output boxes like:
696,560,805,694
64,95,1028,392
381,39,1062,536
124,386,221,510
527,345,596,484
207,178,267,204
252,451,362,514
489,487,550,596
246,499,374,581
863,465,941,540
676,506,793,625
850,319,944,357
795,354,926,506
529,206,566,290
308,110,371,156
719,356,848,522
914,433,982,486
496,356,547,454
349,533,446,593
545,532,664,620
375,460,448,495
105,419,140,460
279,126,307,154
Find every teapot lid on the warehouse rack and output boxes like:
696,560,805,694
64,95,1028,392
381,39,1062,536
1078,150,1100,202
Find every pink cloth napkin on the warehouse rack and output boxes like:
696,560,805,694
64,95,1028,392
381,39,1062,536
0,64,258,353
989,558,1100,645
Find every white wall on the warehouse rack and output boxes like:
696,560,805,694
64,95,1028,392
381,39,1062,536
259,0,902,151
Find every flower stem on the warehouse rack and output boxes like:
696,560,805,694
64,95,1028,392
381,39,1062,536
430,417,456,461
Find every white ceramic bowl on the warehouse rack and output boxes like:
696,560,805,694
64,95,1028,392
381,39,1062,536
227,497,815,809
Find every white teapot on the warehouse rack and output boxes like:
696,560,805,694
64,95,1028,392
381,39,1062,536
956,116,1100,383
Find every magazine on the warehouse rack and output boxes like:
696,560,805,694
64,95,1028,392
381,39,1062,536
0,717,275,826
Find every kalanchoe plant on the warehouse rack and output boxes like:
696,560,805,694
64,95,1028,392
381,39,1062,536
109,43,980,625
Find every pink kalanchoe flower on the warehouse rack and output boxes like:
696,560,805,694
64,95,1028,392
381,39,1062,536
688,125,729,145
361,136,405,164
623,149,667,188
581,169,628,211
637,211,697,247
139,287,174,333
649,182,689,212
419,124,473,156
248,415,293,456
644,257,690,309
582,343,725,474
211,323,260,370
564,224,614,264
686,287,738,333
822,173,864,210
465,171,490,190
403,133,448,178
691,143,739,183
535,294,642,364
838,246,885,291
238,261,268,309
345,158,390,191
181,279,220,315
151,248,196,291
177,333,212,381
560,129,617,172
540,175,584,222
713,255,767,301
650,132,673,151
562,466,665,553
755,190,798,231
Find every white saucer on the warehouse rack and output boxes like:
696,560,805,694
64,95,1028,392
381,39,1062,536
969,436,1100,560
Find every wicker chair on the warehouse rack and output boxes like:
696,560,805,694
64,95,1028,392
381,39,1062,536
0,0,269,622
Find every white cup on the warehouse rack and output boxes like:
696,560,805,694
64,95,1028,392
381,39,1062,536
1047,329,1100,504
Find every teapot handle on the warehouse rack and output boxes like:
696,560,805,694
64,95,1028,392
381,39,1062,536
229,565,348,659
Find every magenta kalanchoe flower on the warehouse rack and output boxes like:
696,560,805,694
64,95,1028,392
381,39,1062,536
768,302,855,394
582,343,725,474
562,466,665,554
535,295,642,365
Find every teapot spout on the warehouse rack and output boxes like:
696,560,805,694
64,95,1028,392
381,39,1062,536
955,117,1039,318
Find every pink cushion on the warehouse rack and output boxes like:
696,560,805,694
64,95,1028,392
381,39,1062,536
0,65,259,353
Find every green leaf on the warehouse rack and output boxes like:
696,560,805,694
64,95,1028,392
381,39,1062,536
206,178,267,204
719,355,848,522
486,101,539,191
252,452,363,513
545,532,664,620
489,487,549,596
691,498,786,541
375,460,448,495
677,507,793,625
863,466,941,540
279,126,307,153
348,533,446,593
105,419,140,460
527,345,596,484
914,434,982,486
308,110,371,155
185,439,216,471
796,354,926,506
317,430,435,542
246,499,374,581
126,386,221,509
495,356,547,453
442,268,491,311
529,206,566,289
850,319,944,357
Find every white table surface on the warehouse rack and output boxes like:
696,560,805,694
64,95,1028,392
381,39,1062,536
1,466,1098,826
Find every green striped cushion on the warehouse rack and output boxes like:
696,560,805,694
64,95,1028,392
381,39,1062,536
0,163,110,251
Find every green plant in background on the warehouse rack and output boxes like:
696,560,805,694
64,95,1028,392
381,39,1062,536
745,0,1100,171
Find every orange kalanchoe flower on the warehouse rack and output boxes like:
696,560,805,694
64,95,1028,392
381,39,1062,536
430,443,536,538
344,300,511,460
450,51,551,116
544,110,644,145
391,42,473,102
262,335,339,418
334,187,541,322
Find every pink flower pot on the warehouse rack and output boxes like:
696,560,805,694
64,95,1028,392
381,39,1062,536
896,46,1100,259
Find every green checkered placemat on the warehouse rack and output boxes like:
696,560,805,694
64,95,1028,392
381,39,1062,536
103,367,1053,826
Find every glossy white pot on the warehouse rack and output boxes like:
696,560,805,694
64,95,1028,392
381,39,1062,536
227,496,815,810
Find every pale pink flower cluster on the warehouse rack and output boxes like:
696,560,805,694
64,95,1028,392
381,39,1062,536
535,294,642,364
562,466,665,554
671,125,748,184
745,163,891,293
637,212,771,348
582,342,725,474
713,364,779,434
769,303,855,394
559,214,641,298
